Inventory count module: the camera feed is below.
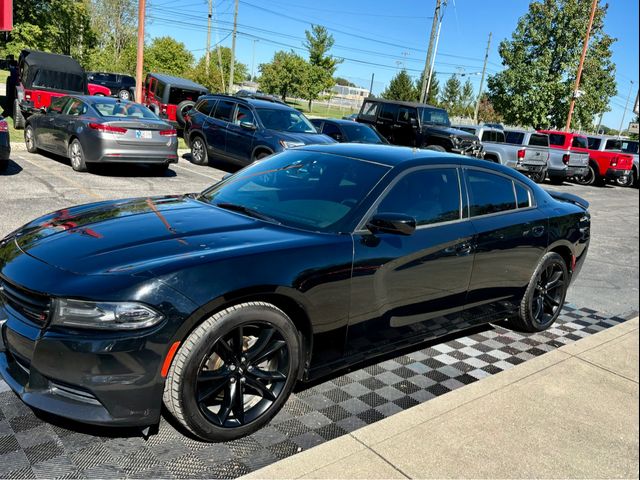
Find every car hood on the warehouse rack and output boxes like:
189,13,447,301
269,131,336,145
423,125,478,141
11,196,316,277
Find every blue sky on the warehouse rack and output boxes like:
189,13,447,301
147,0,639,129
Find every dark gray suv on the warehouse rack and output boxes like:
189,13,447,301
184,95,335,166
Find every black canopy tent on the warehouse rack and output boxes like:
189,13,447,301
18,50,86,93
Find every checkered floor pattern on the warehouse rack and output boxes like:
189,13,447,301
0,305,633,479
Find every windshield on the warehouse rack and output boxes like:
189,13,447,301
93,101,158,119
256,108,317,133
200,150,390,233
420,107,450,127
341,123,386,144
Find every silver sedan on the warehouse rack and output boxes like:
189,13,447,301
24,96,179,173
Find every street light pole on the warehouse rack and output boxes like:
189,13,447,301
473,32,492,124
565,0,598,131
425,0,447,104
228,0,239,93
135,0,146,104
205,0,212,76
419,0,441,104
250,39,258,81
617,80,635,137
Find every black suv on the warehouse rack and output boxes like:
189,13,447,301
357,99,483,157
184,94,335,166
87,72,136,101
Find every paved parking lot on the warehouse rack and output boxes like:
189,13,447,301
2,148,638,315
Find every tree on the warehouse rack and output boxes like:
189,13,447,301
336,77,357,87
259,51,307,102
190,47,247,93
476,94,503,124
87,0,137,73
145,37,194,77
440,75,461,114
382,70,418,101
415,71,439,105
459,79,475,117
302,25,341,110
487,0,617,129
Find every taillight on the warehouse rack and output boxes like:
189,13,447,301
159,129,177,136
517,149,526,161
25,91,32,101
562,154,570,165
0,121,8,132
161,106,167,114
88,123,127,134
610,156,618,167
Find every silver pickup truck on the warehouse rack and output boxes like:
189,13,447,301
587,135,639,187
454,125,549,183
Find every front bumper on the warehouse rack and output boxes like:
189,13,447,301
451,146,484,158
605,168,631,181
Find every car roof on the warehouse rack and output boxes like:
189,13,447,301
362,98,442,109
147,73,208,91
313,118,374,126
204,94,294,110
504,128,542,134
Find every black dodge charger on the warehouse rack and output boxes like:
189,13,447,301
0,144,590,442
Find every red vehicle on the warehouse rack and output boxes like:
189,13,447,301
87,83,111,96
143,73,209,128
538,130,590,184
11,50,87,129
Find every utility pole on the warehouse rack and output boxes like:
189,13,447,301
419,0,441,104
250,39,258,81
369,73,375,97
473,32,492,124
565,0,598,131
596,111,604,134
425,0,447,104
205,0,212,76
228,0,239,94
617,80,635,137
135,0,146,104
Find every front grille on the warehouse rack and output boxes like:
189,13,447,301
0,276,51,324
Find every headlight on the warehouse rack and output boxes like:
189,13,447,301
52,299,164,330
279,140,305,149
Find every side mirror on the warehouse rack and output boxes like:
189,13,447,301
366,213,416,236
240,121,257,130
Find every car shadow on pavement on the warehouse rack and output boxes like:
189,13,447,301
181,152,242,174
0,159,23,176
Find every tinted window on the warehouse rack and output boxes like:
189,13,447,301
201,150,390,233
360,101,379,119
341,123,386,144
168,87,201,105
213,100,235,121
195,98,216,116
377,168,461,226
505,131,525,145
571,136,588,149
548,134,566,146
33,70,84,93
528,134,549,147
397,107,417,124
587,137,602,150
467,170,516,217
622,141,639,154
48,96,69,114
322,122,341,138
379,103,398,121
495,131,505,143
93,101,157,119
604,139,623,151
514,182,531,209
234,104,255,125
255,108,316,133
65,99,87,116
481,130,493,142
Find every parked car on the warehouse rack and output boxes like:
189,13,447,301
11,49,87,130
310,118,389,144
0,117,9,172
184,94,335,166
87,83,112,97
567,134,634,187
454,125,549,183
586,135,638,187
23,96,178,173
235,90,284,104
143,73,209,128
342,113,358,121
356,99,483,157
87,72,136,100
0,144,590,442
537,130,590,184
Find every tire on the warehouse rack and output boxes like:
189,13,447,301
425,145,446,152
190,136,208,165
529,170,546,184
510,252,568,333
176,100,195,127
68,139,88,172
615,168,635,187
163,301,300,442
574,163,599,186
13,99,25,130
24,125,38,153
118,89,131,101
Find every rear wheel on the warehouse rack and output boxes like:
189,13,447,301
616,169,635,187
24,125,38,153
190,136,208,165
529,170,546,184
68,139,88,172
510,252,568,332
574,163,602,186
13,99,25,130
163,302,300,442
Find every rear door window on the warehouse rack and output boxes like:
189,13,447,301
195,98,217,116
528,134,549,147
48,96,69,114
213,100,235,122
571,136,588,149
604,139,623,151
64,98,87,116
379,103,398,121
548,134,566,146
397,107,417,124
467,170,517,217
321,122,341,138
514,182,531,208
505,131,525,144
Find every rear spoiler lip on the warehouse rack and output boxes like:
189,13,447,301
546,190,590,210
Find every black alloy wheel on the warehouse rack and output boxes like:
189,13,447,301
530,262,565,327
195,323,289,428
574,164,597,186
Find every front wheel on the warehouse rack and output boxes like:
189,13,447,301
163,302,300,442
118,89,131,101
25,125,38,153
68,139,88,172
511,252,568,332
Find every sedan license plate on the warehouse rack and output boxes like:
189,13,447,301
135,130,152,139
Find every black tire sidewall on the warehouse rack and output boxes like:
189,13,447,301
177,305,300,441
25,125,37,153
176,100,195,127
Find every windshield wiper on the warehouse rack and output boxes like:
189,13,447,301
215,202,281,224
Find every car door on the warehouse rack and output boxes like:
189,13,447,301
463,167,547,321
39,96,69,151
225,103,257,163
375,103,398,143
204,99,234,158
51,97,85,155
394,106,418,146
347,166,476,356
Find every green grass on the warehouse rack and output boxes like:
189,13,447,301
287,99,358,119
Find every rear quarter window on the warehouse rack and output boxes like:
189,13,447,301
467,170,517,217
